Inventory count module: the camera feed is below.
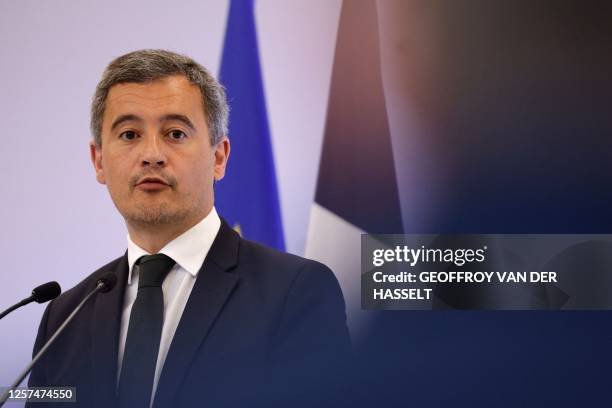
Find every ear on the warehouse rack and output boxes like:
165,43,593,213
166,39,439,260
213,137,230,181
90,140,106,184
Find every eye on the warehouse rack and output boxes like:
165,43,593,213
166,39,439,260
168,130,187,140
119,130,138,141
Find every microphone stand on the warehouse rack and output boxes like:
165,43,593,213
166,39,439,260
0,298,31,320
0,278,112,407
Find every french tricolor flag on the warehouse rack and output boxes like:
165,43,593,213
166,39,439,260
305,0,403,336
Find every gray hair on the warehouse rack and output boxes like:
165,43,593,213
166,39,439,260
90,49,228,147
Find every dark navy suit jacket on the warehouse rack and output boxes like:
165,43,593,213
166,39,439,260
27,220,352,407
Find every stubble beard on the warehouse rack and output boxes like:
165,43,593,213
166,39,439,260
120,171,201,229
112,172,211,233
125,201,191,228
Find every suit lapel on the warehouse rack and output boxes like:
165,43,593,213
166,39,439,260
153,220,240,408
91,254,128,408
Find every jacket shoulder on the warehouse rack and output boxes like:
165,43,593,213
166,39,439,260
236,238,340,293
238,238,330,274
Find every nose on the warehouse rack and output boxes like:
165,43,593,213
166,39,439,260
141,134,167,167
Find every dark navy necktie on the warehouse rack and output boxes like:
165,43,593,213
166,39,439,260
118,254,175,408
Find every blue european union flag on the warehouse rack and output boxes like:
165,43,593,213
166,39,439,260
216,0,285,250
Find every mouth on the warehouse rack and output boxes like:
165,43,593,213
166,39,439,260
136,177,170,191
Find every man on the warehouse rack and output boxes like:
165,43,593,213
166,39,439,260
27,50,351,408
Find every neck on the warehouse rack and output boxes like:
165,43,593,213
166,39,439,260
126,208,212,254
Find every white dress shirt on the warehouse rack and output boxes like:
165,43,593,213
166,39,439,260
117,207,221,405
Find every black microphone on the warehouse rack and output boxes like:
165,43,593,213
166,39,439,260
0,281,61,321
32,282,62,303
0,273,117,407
97,273,117,293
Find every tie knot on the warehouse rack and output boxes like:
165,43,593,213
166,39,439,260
136,254,175,288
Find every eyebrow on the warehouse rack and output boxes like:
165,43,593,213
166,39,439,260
110,114,142,131
110,113,196,132
160,114,196,131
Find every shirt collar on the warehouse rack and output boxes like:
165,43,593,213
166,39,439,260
126,207,221,285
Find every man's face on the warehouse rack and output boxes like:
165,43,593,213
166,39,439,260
90,75,229,229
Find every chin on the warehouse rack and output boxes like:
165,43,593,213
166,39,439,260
123,203,187,227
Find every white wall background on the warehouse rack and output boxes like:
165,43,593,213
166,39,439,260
0,0,341,389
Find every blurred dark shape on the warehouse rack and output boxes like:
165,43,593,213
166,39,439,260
357,1,612,407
